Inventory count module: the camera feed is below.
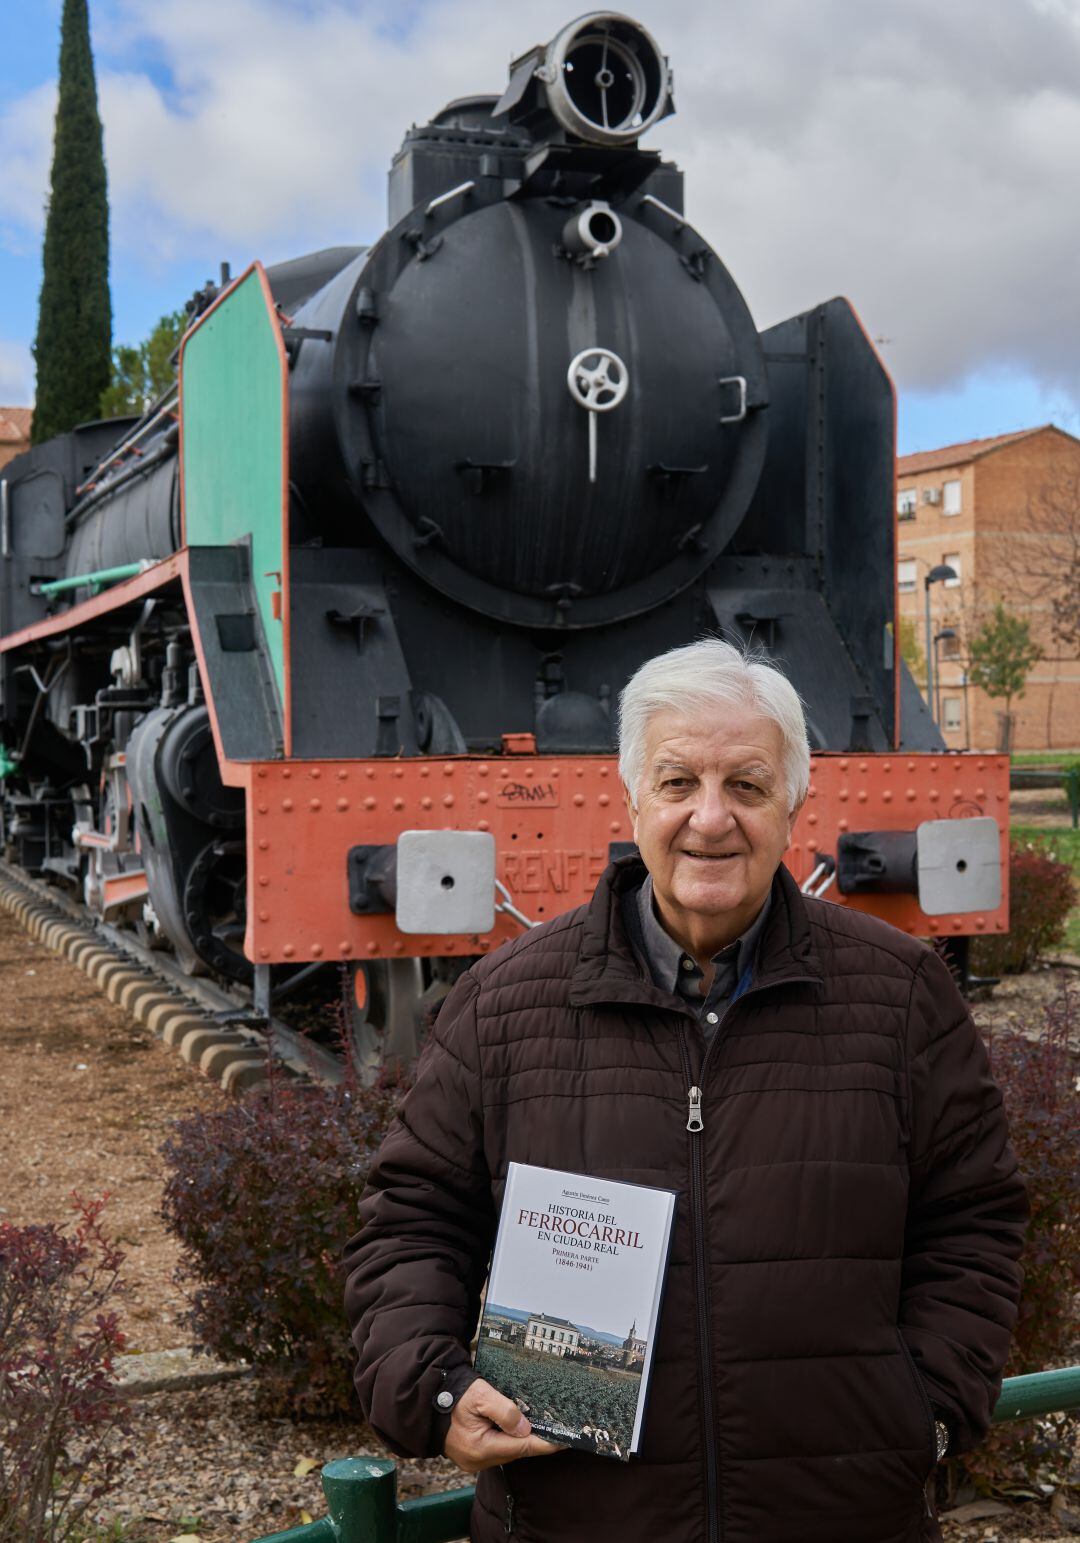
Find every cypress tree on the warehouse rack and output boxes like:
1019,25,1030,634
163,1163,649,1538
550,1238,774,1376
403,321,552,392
31,0,112,445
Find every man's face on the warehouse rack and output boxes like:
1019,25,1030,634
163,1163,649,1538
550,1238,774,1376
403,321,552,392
627,703,801,942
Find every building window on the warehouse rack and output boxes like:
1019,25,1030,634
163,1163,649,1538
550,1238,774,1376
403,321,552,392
942,697,962,731
943,553,962,587
898,558,917,593
943,479,961,515
897,489,917,520
940,632,961,658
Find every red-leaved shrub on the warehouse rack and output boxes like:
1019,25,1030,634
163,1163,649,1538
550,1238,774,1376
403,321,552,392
0,1196,131,1543
161,1075,405,1417
971,841,1076,976
958,988,1080,1490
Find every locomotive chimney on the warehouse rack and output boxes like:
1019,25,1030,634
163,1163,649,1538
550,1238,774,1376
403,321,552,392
492,11,674,147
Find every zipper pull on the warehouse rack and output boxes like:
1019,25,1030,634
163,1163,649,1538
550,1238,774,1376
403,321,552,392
687,1085,704,1133
505,1492,515,1535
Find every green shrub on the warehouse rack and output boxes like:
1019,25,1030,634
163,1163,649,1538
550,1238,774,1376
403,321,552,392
971,841,1076,976
160,1074,404,1417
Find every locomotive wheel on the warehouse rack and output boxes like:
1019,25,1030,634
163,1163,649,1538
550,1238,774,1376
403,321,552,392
182,838,251,982
159,706,244,829
342,958,455,1082
343,960,385,1079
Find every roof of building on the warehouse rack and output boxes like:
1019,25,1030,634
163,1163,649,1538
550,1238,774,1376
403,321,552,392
528,1313,580,1332
0,407,32,445
896,425,1063,478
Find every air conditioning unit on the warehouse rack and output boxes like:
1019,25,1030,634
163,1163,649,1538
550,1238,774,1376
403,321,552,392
922,488,942,506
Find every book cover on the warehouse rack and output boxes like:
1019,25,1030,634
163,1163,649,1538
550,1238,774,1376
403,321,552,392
473,1162,677,1460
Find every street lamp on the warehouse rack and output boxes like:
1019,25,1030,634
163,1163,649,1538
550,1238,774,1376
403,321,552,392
933,627,958,729
959,668,971,750
924,564,958,726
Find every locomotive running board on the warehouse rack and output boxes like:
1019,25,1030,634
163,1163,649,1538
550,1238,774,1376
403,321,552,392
0,547,277,780
0,551,186,653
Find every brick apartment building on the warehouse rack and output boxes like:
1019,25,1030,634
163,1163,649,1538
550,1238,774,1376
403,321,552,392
0,407,31,471
896,424,1080,752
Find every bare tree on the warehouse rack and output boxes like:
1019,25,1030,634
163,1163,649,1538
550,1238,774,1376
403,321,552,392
1003,464,1080,653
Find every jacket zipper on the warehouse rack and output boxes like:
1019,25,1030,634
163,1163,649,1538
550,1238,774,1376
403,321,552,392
677,976,813,1543
499,1465,515,1536
897,1330,938,1498
679,1025,721,1543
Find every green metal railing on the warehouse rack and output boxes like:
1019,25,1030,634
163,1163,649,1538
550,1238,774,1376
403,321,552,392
990,1364,1080,1423
252,1460,473,1543
250,1367,1080,1543
1068,765,1080,829
1010,762,1080,828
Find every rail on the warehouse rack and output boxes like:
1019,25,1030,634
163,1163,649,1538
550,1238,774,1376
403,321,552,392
249,1366,1080,1543
1009,763,1080,828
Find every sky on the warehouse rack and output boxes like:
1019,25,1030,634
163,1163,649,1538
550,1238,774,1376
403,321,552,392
2,0,1079,455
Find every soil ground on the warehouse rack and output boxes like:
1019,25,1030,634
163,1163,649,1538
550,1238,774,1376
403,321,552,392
0,867,1076,1540
941,1504,1080,1542
0,910,221,1354
0,907,455,1541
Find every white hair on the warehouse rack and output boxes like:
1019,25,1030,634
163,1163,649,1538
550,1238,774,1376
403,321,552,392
617,639,811,810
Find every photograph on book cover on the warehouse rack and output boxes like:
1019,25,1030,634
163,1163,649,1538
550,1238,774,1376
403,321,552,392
475,1164,676,1460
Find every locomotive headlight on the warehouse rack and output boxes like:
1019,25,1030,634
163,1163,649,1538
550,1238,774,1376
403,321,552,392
561,200,624,259
541,12,672,146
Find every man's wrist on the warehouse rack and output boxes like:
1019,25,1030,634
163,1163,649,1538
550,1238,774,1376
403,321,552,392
431,1365,482,1450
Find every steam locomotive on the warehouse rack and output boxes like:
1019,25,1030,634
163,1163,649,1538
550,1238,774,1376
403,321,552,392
0,12,1008,1069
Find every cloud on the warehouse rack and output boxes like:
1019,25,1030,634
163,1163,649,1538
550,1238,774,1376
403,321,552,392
0,341,34,405
0,81,55,256
663,0,1080,398
91,0,524,258
2,0,1080,408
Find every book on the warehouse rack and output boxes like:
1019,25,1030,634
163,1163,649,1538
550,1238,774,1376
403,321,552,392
473,1162,677,1461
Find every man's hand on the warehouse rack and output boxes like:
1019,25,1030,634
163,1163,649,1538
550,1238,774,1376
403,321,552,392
443,1377,564,1473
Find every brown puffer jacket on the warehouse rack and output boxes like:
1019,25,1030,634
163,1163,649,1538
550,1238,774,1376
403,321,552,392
344,858,1027,1543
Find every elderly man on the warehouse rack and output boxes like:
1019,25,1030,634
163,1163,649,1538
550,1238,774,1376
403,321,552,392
344,639,1027,1543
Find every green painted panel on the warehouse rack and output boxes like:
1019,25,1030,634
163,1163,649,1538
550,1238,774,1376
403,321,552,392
181,266,286,712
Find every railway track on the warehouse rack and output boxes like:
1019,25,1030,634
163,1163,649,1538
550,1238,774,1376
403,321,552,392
0,860,343,1092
